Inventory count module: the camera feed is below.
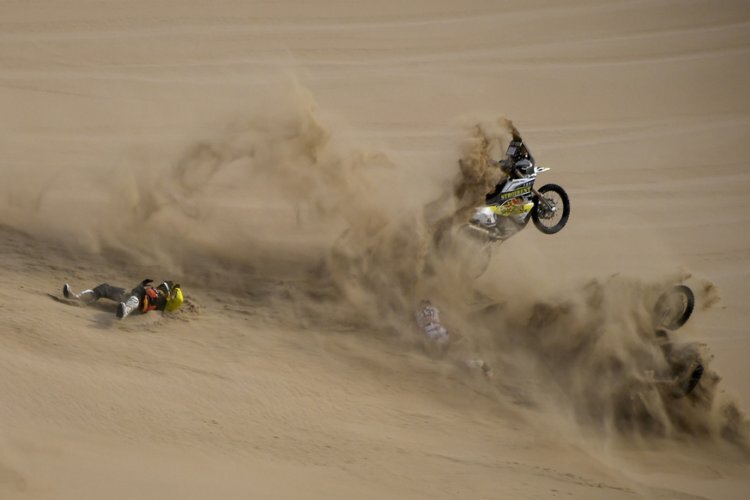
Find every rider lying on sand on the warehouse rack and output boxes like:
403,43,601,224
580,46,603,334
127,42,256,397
62,279,183,320
415,299,492,378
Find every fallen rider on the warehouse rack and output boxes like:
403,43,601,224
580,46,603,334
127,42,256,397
415,299,492,378
62,279,183,319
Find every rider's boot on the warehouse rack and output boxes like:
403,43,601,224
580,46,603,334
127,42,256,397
63,284,96,303
116,295,140,320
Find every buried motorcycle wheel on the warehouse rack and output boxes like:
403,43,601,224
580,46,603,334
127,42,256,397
654,285,695,331
532,184,571,235
673,361,704,398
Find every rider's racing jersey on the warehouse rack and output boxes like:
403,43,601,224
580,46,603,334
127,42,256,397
415,305,449,344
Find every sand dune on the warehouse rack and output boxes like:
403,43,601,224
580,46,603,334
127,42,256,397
1,1,750,498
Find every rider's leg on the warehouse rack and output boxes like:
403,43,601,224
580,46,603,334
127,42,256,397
91,283,128,303
63,283,97,303
116,295,140,319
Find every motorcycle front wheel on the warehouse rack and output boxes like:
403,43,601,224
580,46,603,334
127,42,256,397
532,184,570,234
654,285,695,331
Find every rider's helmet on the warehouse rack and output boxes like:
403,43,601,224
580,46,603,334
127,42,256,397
158,281,184,312
165,284,184,312
164,285,184,312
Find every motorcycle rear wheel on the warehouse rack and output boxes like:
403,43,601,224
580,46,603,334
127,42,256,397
532,184,570,234
673,361,704,398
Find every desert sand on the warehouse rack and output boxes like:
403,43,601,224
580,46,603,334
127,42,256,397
1,1,750,498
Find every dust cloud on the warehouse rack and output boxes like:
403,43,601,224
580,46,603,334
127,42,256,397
1,86,746,450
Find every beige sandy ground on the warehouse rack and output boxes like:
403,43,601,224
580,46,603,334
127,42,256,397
2,1,750,498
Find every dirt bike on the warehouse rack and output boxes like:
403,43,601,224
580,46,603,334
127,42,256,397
652,285,703,397
609,284,705,433
454,140,571,277
468,165,570,239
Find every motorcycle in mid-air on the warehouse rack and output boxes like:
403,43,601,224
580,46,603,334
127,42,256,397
652,284,703,398
444,136,571,277
468,137,570,242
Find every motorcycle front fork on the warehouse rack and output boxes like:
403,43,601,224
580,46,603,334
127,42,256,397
507,169,554,213
532,187,555,213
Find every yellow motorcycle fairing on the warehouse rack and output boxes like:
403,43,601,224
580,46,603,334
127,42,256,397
490,199,535,217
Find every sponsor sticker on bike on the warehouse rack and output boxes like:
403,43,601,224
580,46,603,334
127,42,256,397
500,186,531,200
